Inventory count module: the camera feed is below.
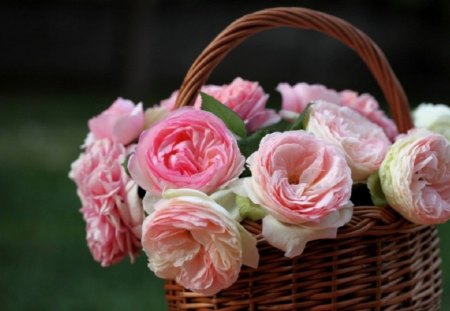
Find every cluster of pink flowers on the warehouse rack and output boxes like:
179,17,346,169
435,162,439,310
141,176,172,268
70,78,450,295
69,98,145,266
160,77,280,132
277,82,399,140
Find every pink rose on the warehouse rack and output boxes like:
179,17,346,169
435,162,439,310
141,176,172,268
380,128,450,224
203,77,280,132
160,77,280,132
242,131,353,257
142,189,258,295
246,131,352,225
306,101,391,182
69,139,144,266
276,82,398,140
340,90,398,141
276,82,341,120
128,108,245,195
88,98,144,145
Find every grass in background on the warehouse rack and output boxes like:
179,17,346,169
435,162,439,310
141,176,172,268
0,93,166,311
1,93,449,310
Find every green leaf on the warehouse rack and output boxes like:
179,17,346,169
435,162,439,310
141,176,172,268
367,171,388,206
200,92,247,138
236,196,267,221
261,118,291,132
289,103,313,131
237,129,269,158
237,119,290,159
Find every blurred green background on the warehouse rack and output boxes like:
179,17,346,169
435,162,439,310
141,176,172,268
1,0,449,310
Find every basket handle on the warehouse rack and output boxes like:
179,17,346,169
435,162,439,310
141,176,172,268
174,7,413,132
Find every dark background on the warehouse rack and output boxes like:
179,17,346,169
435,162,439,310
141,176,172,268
1,0,449,310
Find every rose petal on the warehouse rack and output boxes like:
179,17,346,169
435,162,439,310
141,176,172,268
262,208,352,258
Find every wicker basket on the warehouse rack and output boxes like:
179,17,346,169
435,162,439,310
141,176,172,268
165,7,442,310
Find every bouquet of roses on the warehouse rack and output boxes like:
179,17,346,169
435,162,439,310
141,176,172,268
69,77,450,295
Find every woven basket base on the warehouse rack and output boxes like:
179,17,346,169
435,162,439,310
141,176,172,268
165,217,441,310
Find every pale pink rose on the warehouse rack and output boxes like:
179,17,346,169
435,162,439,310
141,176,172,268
242,131,353,257
276,82,341,120
340,90,398,141
380,128,450,224
142,189,258,295
276,82,398,140
88,98,144,145
128,108,245,195
160,77,280,132
245,131,352,225
306,101,391,182
69,139,144,266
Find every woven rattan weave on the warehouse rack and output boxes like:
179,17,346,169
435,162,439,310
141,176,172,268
165,208,441,310
165,7,442,310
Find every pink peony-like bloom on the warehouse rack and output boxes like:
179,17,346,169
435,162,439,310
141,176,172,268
246,131,352,225
88,98,144,145
340,90,398,141
128,108,245,195
202,77,280,132
380,128,450,224
413,103,450,141
306,101,391,182
141,189,258,295
69,139,144,267
276,82,398,140
242,131,353,257
160,77,280,132
276,82,341,120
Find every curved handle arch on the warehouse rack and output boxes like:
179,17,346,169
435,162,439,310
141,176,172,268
174,7,412,132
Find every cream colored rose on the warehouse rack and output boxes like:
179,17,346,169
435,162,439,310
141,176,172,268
429,115,450,141
413,103,450,128
413,103,450,140
379,128,450,224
